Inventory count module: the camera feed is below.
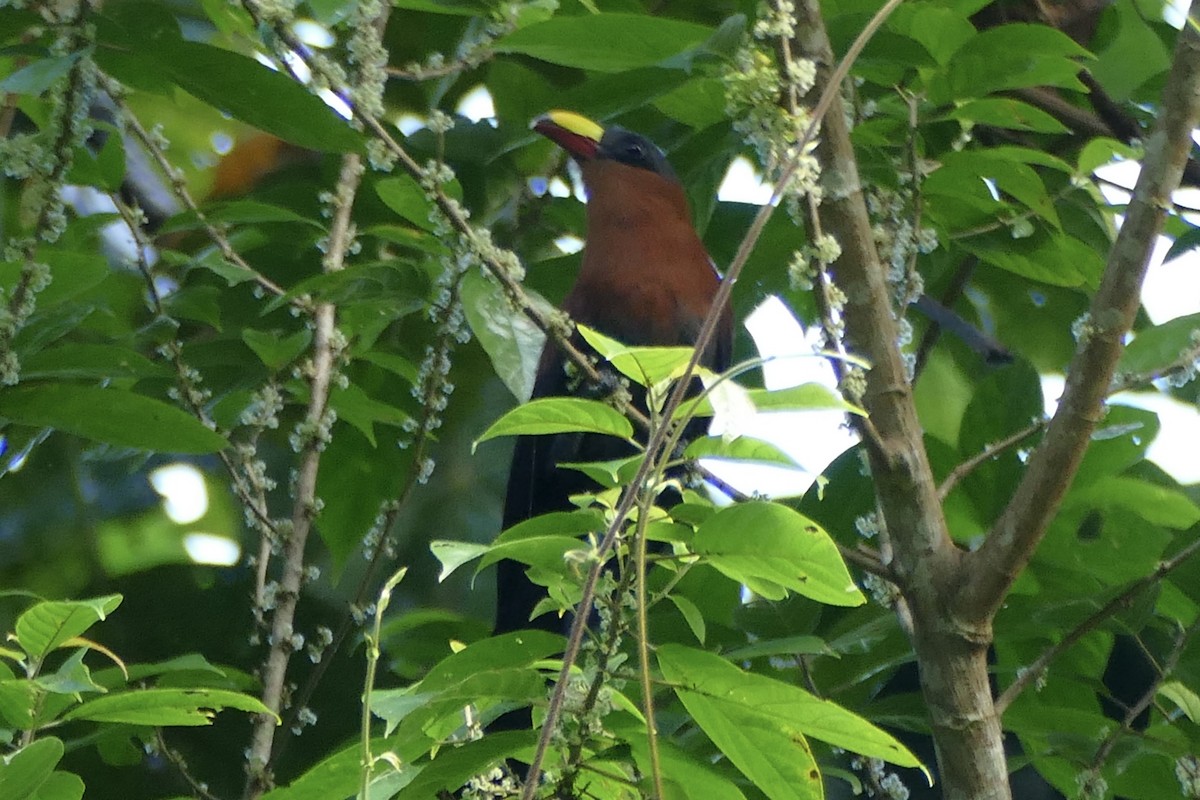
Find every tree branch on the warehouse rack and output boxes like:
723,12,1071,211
961,5,1200,621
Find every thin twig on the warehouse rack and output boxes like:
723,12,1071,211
940,340,1200,502
97,76,291,303
938,422,1046,501
1089,615,1200,769
634,484,664,799
995,531,1200,714
156,729,225,800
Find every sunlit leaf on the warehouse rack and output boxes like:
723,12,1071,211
0,738,63,800
15,596,122,661
693,502,864,607
1159,681,1200,723
474,398,635,449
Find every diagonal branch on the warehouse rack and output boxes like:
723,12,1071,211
961,4,1200,622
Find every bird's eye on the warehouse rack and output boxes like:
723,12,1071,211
625,142,645,161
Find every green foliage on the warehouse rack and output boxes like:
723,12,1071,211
2,0,1199,798
0,596,267,798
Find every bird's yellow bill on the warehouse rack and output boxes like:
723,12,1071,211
540,110,604,143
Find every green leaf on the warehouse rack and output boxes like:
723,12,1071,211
660,646,821,800
724,635,832,661
611,717,749,800
242,328,312,371
432,511,603,580
684,435,802,468
559,454,645,489
393,731,537,799
259,738,418,800
0,52,83,95
1069,476,1200,530
495,14,713,72
376,176,437,231
29,770,83,800
61,688,272,726
1077,137,1140,176
1159,680,1200,723
391,0,487,14
659,644,925,770
940,98,1070,134
578,325,698,388
20,344,171,381
0,738,64,800
679,382,863,419
0,680,39,728
0,385,228,454
15,596,121,661
418,631,564,693
693,502,864,606
161,200,325,234
1089,0,1171,101
474,398,635,449
1165,223,1200,263
0,251,107,309
960,230,1103,287
35,649,104,696
934,23,1091,103
158,41,360,153
165,285,223,330
327,383,414,447
387,634,564,739
430,541,490,582
887,4,974,64
374,669,543,738
669,595,706,643
1119,312,1200,375
461,270,547,402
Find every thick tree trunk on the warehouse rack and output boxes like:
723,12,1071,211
791,2,1012,796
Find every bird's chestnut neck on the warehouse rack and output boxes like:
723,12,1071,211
580,160,692,228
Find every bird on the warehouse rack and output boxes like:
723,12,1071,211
494,110,734,637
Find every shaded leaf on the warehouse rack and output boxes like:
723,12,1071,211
243,328,312,371
158,41,360,153
659,644,925,769
61,688,272,726
0,385,227,454
940,98,1071,134
495,14,713,72
0,52,83,95
1119,312,1200,375
461,270,547,402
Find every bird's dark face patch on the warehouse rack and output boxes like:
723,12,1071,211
598,128,677,182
